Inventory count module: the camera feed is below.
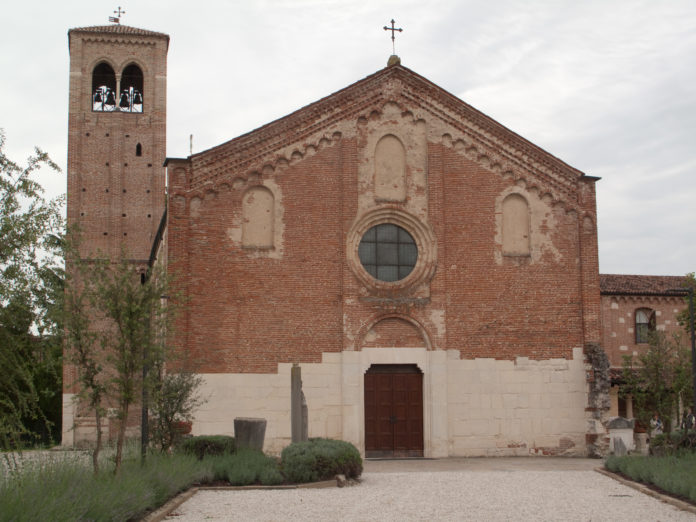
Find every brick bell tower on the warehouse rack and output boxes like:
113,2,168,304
66,24,169,262
63,24,169,446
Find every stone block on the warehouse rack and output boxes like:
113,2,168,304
234,417,267,451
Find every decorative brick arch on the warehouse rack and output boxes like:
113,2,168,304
357,313,432,351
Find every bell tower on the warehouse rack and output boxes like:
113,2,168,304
66,24,169,261
63,24,169,446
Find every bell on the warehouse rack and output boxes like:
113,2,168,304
106,91,116,106
119,92,130,109
94,90,102,103
133,91,142,105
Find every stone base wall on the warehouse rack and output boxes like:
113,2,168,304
191,347,590,457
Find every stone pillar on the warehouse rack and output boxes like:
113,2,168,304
626,395,634,419
291,363,308,443
634,432,649,455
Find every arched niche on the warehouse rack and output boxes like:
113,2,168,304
361,317,428,349
119,63,144,113
242,186,274,249
374,134,406,202
502,193,530,255
92,62,116,112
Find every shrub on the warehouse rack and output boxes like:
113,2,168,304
650,430,696,456
179,435,235,460
205,449,282,485
281,438,362,483
605,453,696,503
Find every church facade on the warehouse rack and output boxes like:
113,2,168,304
164,58,609,457
63,24,638,457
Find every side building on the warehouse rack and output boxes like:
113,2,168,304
600,274,690,421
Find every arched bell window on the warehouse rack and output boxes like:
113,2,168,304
92,63,117,112
119,64,144,113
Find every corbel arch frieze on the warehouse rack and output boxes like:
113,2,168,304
396,77,582,189
81,36,158,48
612,295,684,305
355,98,426,128
200,95,424,193
440,132,581,214
192,130,343,192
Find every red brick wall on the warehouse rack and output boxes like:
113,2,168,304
600,294,687,367
168,135,597,373
64,27,168,395
66,29,168,262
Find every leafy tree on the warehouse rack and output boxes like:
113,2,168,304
621,330,691,431
676,272,695,403
63,261,106,474
149,368,205,453
0,129,64,450
64,248,204,473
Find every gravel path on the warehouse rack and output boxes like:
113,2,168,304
166,470,694,521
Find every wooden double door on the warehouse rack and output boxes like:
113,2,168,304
364,364,424,458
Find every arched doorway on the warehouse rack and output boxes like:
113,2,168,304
364,364,423,458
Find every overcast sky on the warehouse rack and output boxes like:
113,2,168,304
1,0,694,276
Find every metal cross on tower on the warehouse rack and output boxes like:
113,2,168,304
109,6,126,24
383,19,403,55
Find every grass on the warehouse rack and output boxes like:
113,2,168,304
605,452,696,503
0,438,361,520
0,452,210,521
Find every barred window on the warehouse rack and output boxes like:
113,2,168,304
358,224,418,282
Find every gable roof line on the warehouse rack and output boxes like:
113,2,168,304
68,25,169,47
390,65,586,180
600,273,689,296
185,64,587,196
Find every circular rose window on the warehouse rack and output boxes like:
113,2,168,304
358,223,418,282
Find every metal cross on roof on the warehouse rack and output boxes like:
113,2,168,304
109,6,126,24
383,19,403,55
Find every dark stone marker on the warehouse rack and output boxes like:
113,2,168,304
234,417,267,451
292,363,308,443
613,437,627,456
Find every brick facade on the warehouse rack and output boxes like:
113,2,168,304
166,65,602,372
65,25,658,456
164,62,608,455
62,25,169,446
600,274,688,368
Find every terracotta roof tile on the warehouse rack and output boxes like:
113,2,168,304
69,25,169,40
599,274,689,295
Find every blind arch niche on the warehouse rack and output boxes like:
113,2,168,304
502,193,531,256
374,134,406,202
242,186,274,249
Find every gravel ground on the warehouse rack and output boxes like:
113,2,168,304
166,470,694,521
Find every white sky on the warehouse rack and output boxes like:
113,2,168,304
1,0,694,276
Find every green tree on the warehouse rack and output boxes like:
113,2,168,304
0,130,64,450
149,368,204,453
65,250,176,473
676,271,695,395
63,261,106,474
621,330,691,431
